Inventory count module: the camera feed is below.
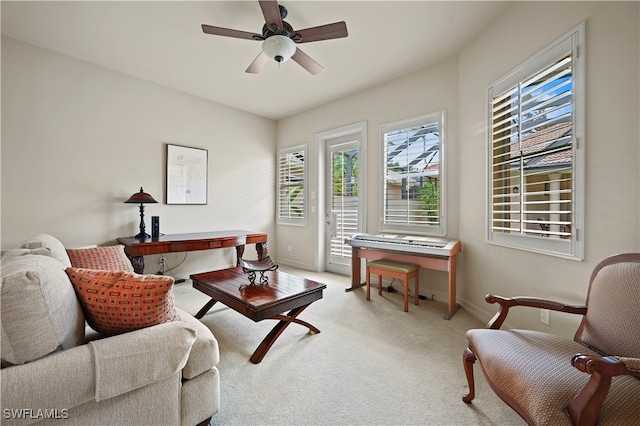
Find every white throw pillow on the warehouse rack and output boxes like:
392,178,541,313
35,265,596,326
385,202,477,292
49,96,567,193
1,253,85,366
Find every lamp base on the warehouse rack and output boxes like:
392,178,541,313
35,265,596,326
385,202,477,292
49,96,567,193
133,232,150,240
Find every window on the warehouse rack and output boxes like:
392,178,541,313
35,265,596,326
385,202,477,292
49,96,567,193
277,145,306,225
380,111,446,236
488,23,585,259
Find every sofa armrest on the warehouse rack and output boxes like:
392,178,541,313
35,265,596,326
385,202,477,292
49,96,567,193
568,354,640,425
1,321,197,415
90,321,196,401
485,294,588,329
176,308,219,380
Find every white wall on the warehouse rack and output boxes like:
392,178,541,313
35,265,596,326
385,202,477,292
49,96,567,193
276,59,459,298
276,1,639,335
1,37,277,276
458,1,639,336
2,2,638,335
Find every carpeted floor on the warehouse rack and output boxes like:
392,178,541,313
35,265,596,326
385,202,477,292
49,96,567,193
173,266,524,425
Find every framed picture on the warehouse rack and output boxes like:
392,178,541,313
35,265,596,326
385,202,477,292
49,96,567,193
166,144,208,205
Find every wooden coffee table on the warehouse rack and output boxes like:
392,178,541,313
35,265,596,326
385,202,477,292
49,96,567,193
190,267,326,364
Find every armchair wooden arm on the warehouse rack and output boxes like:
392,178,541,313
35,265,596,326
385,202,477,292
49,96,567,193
568,355,640,426
485,294,588,329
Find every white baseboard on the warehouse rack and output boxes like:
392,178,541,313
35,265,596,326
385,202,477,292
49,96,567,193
273,257,316,271
457,297,514,329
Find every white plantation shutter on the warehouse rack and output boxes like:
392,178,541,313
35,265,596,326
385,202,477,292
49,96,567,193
488,23,584,259
329,145,359,259
381,111,446,236
277,146,306,225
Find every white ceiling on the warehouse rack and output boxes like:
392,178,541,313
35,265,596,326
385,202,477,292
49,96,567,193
1,1,510,120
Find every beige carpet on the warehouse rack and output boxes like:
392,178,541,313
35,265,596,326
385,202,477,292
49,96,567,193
173,266,524,426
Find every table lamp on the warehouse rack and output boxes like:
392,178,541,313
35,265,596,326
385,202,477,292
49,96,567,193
124,187,158,239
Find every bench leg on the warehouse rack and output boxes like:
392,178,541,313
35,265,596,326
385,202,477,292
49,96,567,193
403,275,409,312
415,272,420,306
366,269,371,301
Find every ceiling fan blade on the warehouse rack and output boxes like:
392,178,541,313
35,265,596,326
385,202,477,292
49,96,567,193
292,21,348,43
259,0,283,33
291,48,324,75
202,24,262,41
245,52,270,74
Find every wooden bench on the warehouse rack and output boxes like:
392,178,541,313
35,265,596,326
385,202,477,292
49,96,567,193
366,259,419,312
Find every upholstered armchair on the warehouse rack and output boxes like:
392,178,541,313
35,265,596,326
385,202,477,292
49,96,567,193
462,253,640,425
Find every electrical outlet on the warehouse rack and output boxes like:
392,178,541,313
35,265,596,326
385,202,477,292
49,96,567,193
287,245,292,252
540,309,550,325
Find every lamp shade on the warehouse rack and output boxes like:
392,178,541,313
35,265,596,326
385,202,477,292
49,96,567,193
124,187,158,204
262,35,296,63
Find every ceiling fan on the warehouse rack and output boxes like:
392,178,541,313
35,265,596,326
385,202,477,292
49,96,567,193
201,0,348,75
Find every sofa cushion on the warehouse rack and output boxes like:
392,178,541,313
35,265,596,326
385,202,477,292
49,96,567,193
19,234,72,268
66,268,178,336
66,245,134,273
1,253,85,366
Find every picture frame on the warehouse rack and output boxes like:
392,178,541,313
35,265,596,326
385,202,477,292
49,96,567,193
166,144,208,205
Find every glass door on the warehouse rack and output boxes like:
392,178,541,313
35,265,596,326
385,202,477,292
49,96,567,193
325,137,361,274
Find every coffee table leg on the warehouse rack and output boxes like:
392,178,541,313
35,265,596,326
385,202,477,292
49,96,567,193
195,298,218,319
250,304,319,364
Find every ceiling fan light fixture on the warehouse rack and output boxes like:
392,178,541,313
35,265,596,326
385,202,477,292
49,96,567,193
261,35,296,63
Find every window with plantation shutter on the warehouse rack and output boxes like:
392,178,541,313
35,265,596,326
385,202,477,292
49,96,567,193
488,23,585,259
277,145,306,225
380,111,446,236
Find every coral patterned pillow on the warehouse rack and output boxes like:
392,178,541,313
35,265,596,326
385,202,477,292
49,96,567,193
65,268,178,336
66,245,134,273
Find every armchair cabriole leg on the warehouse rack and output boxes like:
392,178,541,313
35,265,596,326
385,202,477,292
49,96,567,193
462,347,477,403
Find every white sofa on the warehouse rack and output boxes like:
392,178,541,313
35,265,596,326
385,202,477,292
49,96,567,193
1,235,220,426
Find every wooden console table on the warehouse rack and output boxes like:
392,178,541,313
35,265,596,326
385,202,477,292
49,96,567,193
116,230,268,274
